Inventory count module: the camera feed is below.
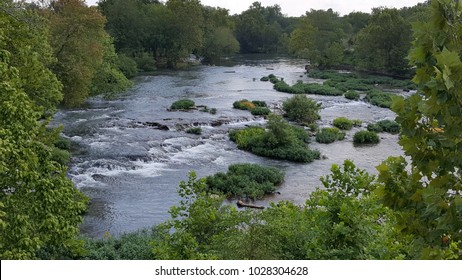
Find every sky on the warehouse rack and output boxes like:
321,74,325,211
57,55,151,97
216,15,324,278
85,0,426,16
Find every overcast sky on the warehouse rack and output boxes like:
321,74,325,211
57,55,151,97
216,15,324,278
85,0,426,16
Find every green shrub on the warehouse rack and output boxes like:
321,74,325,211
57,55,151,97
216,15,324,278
367,120,400,134
205,163,284,199
186,127,202,135
282,95,321,124
333,117,354,130
316,127,346,144
55,136,72,150
250,107,271,116
352,119,363,127
260,76,270,81
233,99,256,110
251,100,267,107
367,123,383,133
171,99,195,110
376,120,400,134
365,90,397,108
209,108,217,115
132,52,156,72
229,115,320,162
344,90,360,100
50,147,71,166
116,54,138,78
82,228,159,260
353,130,380,144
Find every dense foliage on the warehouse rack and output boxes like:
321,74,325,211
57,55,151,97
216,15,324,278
0,5,88,259
353,131,380,144
282,95,321,124
367,120,400,134
170,99,195,110
229,115,320,162
151,161,409,259
205,163,284,199
315,127,346,144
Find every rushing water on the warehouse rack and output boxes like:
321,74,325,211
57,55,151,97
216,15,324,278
52,56,405,238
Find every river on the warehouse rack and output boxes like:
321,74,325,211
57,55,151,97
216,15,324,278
52,56,404,238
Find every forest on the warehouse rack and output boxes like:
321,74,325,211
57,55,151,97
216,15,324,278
0,0,461,260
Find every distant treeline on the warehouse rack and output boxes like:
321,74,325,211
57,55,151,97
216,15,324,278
99,0,430,75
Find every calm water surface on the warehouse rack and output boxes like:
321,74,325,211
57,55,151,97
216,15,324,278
52,56,404,237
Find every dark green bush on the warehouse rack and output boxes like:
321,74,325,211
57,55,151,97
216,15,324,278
353,131,380,144
50,147,71,166
55,136,72,150
367,123,383,133
116,54,138,78
260,76,270,81
250,107,271,116
365,90,397,108
316,127,345,144
186,127,202,135
205,163,284,199
82,228,159,260
229,115,320,162
132,52,156,72
209,108,217,115
344,90,360,100
171,99,195,110
333,117,354,130
282,95,321,124
368,120,400,134
251,100,267,107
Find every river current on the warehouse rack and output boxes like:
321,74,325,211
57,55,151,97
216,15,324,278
52,56,404,238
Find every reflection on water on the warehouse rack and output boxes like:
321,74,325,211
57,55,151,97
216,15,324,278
52,56,403,237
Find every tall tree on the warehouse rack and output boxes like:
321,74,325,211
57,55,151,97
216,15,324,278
46,0,108,107
0,0,62,114
354,8,412,74
377,0,462,259
289,9,346,67
235,2,286,53
0,11,87,259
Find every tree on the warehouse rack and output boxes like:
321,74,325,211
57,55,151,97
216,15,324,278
282,94,321,124
46,0,109,107
289,9,346,67
354,8,412,74
0,0,62,114
377,0,462,259
235,2,286,53
0,43,87,259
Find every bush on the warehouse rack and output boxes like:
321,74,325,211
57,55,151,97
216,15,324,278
233,99,256,110
250,107,271,116
282,95,321,124
251,100,267,107
352,119,363,127
50,147,71,165
365,90,397,108
55,136,72,150
260,76,270,81
367,120,400,134
132,52,156,72
171,99,195,110
353,131,380,144
376,120,400,134
316,127,346,144
186,127,202,135
83,228,158,260
344,90,360,100
116,54,138,78
205,163,284,199
229,115,320,162
333,117,354,130
209,108,217,115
